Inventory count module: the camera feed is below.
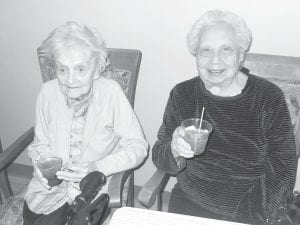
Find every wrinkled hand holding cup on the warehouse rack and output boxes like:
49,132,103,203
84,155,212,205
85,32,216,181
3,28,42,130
182,118,212,155
37,155,63,187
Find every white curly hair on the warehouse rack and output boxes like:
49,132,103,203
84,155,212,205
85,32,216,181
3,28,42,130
38,21,109,74
187,10,252,56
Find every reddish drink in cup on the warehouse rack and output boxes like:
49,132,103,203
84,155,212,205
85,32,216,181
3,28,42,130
37,156,63,187
182,118,212,155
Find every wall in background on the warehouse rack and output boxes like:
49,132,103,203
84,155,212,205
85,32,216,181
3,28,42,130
1,0,300,191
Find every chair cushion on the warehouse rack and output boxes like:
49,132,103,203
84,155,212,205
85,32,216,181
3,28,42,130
0,187,26,225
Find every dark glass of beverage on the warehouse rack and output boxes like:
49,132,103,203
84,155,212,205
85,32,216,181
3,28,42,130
37,156,63,187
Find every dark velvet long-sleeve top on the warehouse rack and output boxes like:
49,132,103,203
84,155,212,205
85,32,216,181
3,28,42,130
152,74,297,225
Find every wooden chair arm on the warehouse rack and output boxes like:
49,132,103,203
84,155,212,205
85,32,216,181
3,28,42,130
137,170,170,208
108,169,132,208
0,127,34,171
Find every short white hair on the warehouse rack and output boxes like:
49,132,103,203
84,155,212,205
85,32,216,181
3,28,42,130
38,21,109,73
187,10,252,56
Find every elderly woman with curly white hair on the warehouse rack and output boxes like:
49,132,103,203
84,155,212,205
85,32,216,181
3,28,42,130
23,22,148,225
152,10,297,225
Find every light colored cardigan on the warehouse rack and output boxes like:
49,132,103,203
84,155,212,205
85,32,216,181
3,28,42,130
25,77,148,214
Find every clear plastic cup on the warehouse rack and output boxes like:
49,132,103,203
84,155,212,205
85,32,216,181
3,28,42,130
37,155,63,187
181,118,213,155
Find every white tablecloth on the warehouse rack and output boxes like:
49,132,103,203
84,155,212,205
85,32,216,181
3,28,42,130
109,207,248,225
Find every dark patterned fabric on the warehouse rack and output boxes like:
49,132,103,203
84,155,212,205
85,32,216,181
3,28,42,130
152,74,298,225
102,69,132,96
0,187,26,225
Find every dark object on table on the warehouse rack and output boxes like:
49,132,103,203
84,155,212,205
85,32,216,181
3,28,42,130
63,171,110,225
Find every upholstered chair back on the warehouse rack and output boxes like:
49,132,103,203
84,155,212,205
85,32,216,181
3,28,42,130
244,53,300,155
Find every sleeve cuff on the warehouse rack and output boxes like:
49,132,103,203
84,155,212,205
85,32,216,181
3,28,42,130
166,141,186,172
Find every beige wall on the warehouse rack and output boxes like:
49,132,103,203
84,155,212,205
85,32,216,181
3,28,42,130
1,0,300,190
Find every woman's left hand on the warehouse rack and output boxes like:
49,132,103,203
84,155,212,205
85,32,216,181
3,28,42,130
56,162,89,183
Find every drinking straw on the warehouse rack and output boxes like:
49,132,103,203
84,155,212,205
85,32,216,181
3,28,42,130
199,107,205,130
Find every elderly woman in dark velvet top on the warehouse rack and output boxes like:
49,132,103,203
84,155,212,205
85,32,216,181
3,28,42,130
152,10,297,225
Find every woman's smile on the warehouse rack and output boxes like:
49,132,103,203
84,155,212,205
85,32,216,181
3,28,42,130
207,68,226,76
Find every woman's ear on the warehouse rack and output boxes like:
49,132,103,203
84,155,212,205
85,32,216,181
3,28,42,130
239,51,246,63
92,57,101,80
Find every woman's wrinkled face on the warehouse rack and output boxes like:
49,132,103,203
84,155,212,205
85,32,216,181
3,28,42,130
196,23,243,87
55,45,98,100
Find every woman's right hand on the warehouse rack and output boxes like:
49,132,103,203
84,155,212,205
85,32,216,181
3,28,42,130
34,165,51,190
171,126,194,159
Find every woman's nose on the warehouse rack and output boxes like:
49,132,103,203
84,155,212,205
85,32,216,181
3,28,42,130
212,52,221,64
67,72,76,84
